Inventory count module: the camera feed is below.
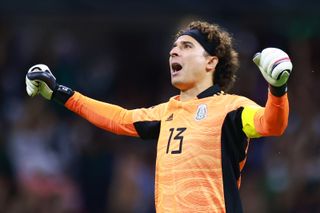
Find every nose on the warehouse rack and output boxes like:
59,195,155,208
170,46,179,57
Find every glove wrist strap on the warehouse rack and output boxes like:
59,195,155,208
52,84,74,105
269,84,287,97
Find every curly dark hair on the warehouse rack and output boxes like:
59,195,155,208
176,21,239,91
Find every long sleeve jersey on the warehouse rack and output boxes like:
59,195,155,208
65,85,289,213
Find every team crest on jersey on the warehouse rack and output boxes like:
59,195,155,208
195,104,207,121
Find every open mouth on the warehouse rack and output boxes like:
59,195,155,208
171,63,183,73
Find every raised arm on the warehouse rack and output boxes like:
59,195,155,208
25,64,163,139
241,48,292,138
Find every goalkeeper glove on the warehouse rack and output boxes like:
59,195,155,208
253,47,292,96
25,64,74,104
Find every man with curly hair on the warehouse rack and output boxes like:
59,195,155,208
25,20,292,213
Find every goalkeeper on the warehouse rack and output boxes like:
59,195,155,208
25,21,292,213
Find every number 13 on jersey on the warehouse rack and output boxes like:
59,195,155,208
166,127,187,154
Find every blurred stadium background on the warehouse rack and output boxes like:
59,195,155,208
0,0,320,212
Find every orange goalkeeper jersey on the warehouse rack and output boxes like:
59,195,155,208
65,85,289,213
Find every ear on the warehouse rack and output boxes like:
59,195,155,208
206,56,219,72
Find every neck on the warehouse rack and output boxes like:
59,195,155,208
179,82,213,102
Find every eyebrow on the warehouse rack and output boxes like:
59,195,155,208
172,41,195,48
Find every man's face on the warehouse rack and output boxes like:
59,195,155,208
169,35,213,91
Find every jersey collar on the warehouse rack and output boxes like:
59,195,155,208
197,85,222,99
